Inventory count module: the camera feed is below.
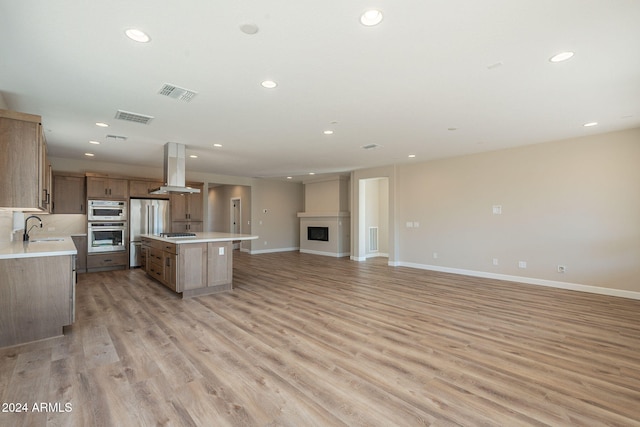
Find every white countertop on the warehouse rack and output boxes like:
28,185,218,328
141,232,258,244
0,236,78,259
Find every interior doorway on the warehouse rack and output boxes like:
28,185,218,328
358,177,389,260
231,197,241,249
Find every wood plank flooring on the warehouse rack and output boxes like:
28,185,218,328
1,251,640,426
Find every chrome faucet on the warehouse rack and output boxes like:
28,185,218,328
23,215,43,241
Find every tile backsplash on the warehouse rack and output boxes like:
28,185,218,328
0,211,86,242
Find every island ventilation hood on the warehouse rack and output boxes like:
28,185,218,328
149,142,201,195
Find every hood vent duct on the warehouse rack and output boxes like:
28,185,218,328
149,142,201,195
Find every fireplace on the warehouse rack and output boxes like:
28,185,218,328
297,175,350,257
308,226,329,242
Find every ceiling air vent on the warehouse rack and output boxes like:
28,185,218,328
105,134,127,142
362,144,380,150
158,83,198,102
114,110,154,125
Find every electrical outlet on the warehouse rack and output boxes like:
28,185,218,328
492,258,499,266
518,261,527,269
433,252,438,259
557,265,566,273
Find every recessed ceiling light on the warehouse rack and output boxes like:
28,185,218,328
125,28,151,43
239,23,259,35
309,172,315,175
261,80,277,89
323,130,334,135
95,122,109,128
583,122,598,127
408,154,416,158
213,143,223,147
84,153,95,157
549,51,574,63
89,140,100,145
189,155,198,158
286,176,292,180
360,9,383,26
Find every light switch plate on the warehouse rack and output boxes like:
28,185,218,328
218,247,224,255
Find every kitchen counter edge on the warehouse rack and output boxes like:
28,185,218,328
0,236,78,259
141,232,258,244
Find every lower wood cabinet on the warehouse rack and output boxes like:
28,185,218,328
71,235,87,273
0,255,74,348
87,252,128,271
141,237,233,298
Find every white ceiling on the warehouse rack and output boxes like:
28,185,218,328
1,0,639,180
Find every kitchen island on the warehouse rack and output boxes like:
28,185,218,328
140,232,258,298
0,237,77,348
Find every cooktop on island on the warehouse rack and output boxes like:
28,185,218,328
159,232,197,238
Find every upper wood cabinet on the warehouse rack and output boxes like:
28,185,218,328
86,176,128,199
129,179,166,199
0,109,50,211
170,183,204,221
53,173,86,214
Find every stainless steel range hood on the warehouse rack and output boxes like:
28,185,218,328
149,142,201,195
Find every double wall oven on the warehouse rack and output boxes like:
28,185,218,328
88,200,127,253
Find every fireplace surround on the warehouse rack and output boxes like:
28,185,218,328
297,175,350,257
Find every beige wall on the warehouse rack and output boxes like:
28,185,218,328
390,128,640,293
208,184,251,250
303,176,349,212
251,179,304,253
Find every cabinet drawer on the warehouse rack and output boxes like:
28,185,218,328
149,248,163,262
87,252,128,268
148,263,164,281
163,243,177,254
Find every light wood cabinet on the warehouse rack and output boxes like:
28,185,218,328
141,237,233,297
0,109,50,211
207,242,233,287
171,183,204,232
87,252,128,271
129,179,166,199
87,176,128,199
0,255,74,347
71,235,87,273
171,221,203,233
53,173,86,214
171,184,204,220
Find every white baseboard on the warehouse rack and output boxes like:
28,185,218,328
366,252,389,259
300,249,350,258
250,247,299,255
395,262,640,300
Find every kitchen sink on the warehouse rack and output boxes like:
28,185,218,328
29,238,65,243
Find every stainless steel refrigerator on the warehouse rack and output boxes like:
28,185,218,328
129,199,170,267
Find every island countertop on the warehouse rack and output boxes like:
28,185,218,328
140,232,258,245
0,236,78,259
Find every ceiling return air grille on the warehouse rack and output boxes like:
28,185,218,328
114,110,154,125
158,83,198,102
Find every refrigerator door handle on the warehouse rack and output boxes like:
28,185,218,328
151,205,157,235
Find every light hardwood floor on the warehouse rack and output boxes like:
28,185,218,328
1,251,639,426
